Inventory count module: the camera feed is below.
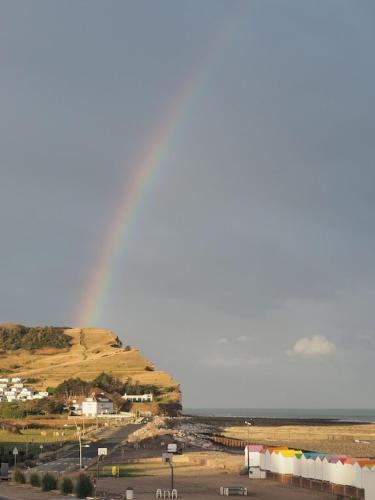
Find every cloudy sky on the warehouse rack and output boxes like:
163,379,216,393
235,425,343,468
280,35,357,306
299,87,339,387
1,1,375,408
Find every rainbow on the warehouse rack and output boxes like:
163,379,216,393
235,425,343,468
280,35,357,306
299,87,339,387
74,24,236,327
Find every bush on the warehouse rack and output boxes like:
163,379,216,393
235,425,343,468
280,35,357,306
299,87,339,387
29,472,41,487
13,468,26,483
60,476,74,495
41,472,57,491
0,324,72,351
24,377,40,384
75,473,93,498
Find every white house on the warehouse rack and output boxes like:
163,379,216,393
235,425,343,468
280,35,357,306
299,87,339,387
18,388,34,400
70,397,84,414
0,378,49,403
82,394,113,416
123,392,153,402
33,391,48,399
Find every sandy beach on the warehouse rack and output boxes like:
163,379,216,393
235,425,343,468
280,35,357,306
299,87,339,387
182,416,375,458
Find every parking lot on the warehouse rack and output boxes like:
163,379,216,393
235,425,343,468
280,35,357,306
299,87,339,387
95,473,335,499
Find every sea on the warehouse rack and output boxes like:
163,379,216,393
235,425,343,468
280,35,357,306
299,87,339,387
183,408,375,423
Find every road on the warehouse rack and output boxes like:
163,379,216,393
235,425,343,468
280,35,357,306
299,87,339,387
30,423,142,475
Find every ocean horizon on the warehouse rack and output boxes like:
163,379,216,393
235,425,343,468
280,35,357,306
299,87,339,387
183,408,375,422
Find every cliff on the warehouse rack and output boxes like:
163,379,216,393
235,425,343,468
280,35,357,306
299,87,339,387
0,325,181,410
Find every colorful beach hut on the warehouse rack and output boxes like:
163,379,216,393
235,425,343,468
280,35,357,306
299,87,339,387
244,444,264,468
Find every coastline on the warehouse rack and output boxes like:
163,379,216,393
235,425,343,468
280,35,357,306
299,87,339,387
183,408,375,424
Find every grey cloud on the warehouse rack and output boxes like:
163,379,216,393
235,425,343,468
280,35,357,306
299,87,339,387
1,0,374,407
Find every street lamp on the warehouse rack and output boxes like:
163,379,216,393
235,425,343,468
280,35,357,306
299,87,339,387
245,421,252,476
75,424,83,470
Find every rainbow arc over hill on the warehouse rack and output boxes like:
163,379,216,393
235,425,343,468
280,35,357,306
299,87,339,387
75,27,234,327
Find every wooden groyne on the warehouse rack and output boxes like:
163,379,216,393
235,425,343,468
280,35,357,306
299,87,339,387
210,434,248,448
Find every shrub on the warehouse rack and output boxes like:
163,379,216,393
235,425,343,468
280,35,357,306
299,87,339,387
29,472,41,487
41,472,57,491
0,324,72,351
60,476,74,494
24,377,40,384
75,473,93,498
13,468,26,483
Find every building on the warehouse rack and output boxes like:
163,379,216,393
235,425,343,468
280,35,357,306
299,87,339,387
81,394,113,416
0,378,48,403
70,396,85,414
33,391,49,399
123,392,153,402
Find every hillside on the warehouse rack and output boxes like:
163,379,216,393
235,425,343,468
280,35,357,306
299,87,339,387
0,326,180,410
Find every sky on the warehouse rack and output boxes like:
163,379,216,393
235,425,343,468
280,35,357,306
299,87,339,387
1,0,375,408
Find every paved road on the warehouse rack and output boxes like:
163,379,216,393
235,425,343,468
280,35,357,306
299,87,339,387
30,423,142,475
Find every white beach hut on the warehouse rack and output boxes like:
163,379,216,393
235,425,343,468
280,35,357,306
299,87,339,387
342,463,355,486
278,450,302,475
292,456,302,476
259,451,267,472
353,463,364,489
363,468,375,500
322,457,331,482
264,449,273,471
244,445,263,468
301,456,314,479
270,451,279,473
314,457,324,481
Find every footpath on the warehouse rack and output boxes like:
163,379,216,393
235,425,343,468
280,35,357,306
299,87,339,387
0,482,71,500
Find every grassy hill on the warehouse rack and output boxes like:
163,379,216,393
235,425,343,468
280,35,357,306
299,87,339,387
0,326,180,408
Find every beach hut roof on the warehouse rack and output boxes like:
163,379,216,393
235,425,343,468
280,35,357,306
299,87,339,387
245,444,264,452
328,456,347,463
266,447,289,453
279,450,303,457
303,452,326,459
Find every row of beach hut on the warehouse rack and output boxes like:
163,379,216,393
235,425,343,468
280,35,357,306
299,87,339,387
245,445,375,498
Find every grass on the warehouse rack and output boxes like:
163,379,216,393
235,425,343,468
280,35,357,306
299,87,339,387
89,463,145,477
0,427,76,443
89,461,198,478
0,427,77,457
0,327,179,393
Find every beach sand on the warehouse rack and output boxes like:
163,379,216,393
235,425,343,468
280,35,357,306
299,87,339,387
222,422,375,457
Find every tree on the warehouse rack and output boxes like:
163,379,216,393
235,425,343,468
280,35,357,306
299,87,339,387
55,378,91,404
75,473,93,498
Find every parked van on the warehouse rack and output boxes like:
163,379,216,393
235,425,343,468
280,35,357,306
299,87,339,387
167,443,183,454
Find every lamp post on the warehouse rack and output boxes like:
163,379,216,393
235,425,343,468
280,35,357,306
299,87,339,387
245,421,252,476
75,423,83,470
162,453,174,492
169,460,174,491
